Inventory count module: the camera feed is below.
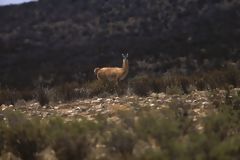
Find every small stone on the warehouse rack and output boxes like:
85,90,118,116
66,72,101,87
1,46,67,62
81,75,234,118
150,92,158,98
114,100,120,103
54,106,59,110
150,104,155,107
91,98,102,103
67,110,73,114
96,109,102,112
83,100,91,104
202,102,209,105
1,104,7,111
106,99,112,102
96,144,106,148
158,93,166,98
81,106,88,111
193,108,201,113
95,104,102,109
128,102,134,105
148,99,153,102
160,104,169,109
193,116,197,121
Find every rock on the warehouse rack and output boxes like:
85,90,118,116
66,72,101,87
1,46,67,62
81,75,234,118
95,104,103,110
185,100,192,103
128,102,134,105
196,124,204,131
76,107,81,110
165,98,172,103
150,92,158,98
80,106,88,112
148,98,154,102
106,99,112,103
96,108,103,112
91,98,102,103
83,100,91,104
202,102,209,105
1,104,7,111
114,99,120,103
193,108,201,113
97,98,103,101
67,110,73,114
160,104,169,109
158,92,166,98
54,106,59,110
150,103,155,107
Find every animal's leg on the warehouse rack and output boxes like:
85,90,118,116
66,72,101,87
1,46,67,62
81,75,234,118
113,79,120,96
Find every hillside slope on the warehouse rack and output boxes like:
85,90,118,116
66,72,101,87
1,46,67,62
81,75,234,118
0,0,240,88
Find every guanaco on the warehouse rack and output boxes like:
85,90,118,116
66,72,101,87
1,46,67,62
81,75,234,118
94,53,129,85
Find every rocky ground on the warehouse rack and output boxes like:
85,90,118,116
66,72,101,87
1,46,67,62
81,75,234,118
2,88,238,127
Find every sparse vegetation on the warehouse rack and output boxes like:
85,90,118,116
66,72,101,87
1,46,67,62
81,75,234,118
1,97,240,160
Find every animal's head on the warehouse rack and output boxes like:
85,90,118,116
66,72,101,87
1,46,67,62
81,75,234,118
122,53,128,60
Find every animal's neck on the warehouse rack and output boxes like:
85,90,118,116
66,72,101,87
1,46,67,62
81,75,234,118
122,59,129,71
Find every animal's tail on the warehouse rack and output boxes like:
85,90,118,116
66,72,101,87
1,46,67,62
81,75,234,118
94,67,100,74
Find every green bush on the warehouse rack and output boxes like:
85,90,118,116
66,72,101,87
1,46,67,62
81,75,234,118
0,99,240,160
106,128,136,157
3,110,47,160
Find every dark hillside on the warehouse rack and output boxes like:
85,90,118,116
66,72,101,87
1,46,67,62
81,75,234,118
0,0,240,88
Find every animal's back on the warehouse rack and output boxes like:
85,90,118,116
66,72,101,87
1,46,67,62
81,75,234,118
97,67,123,81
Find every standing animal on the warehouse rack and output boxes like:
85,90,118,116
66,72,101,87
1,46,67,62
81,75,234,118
94,53,129,85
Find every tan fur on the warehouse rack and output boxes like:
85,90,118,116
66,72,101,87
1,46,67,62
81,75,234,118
94,56,129,85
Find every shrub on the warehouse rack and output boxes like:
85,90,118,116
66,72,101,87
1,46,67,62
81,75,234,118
1,99,240,160
83,80,127,97
35,87,49,106
53,135,90,160
3,110,47,160
106,128,136,158
210,135,240,159
135,110,180,146
0,89,21,105
53,82,83,102
129,76,151,96
0,120,5,153
166,85,184,95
